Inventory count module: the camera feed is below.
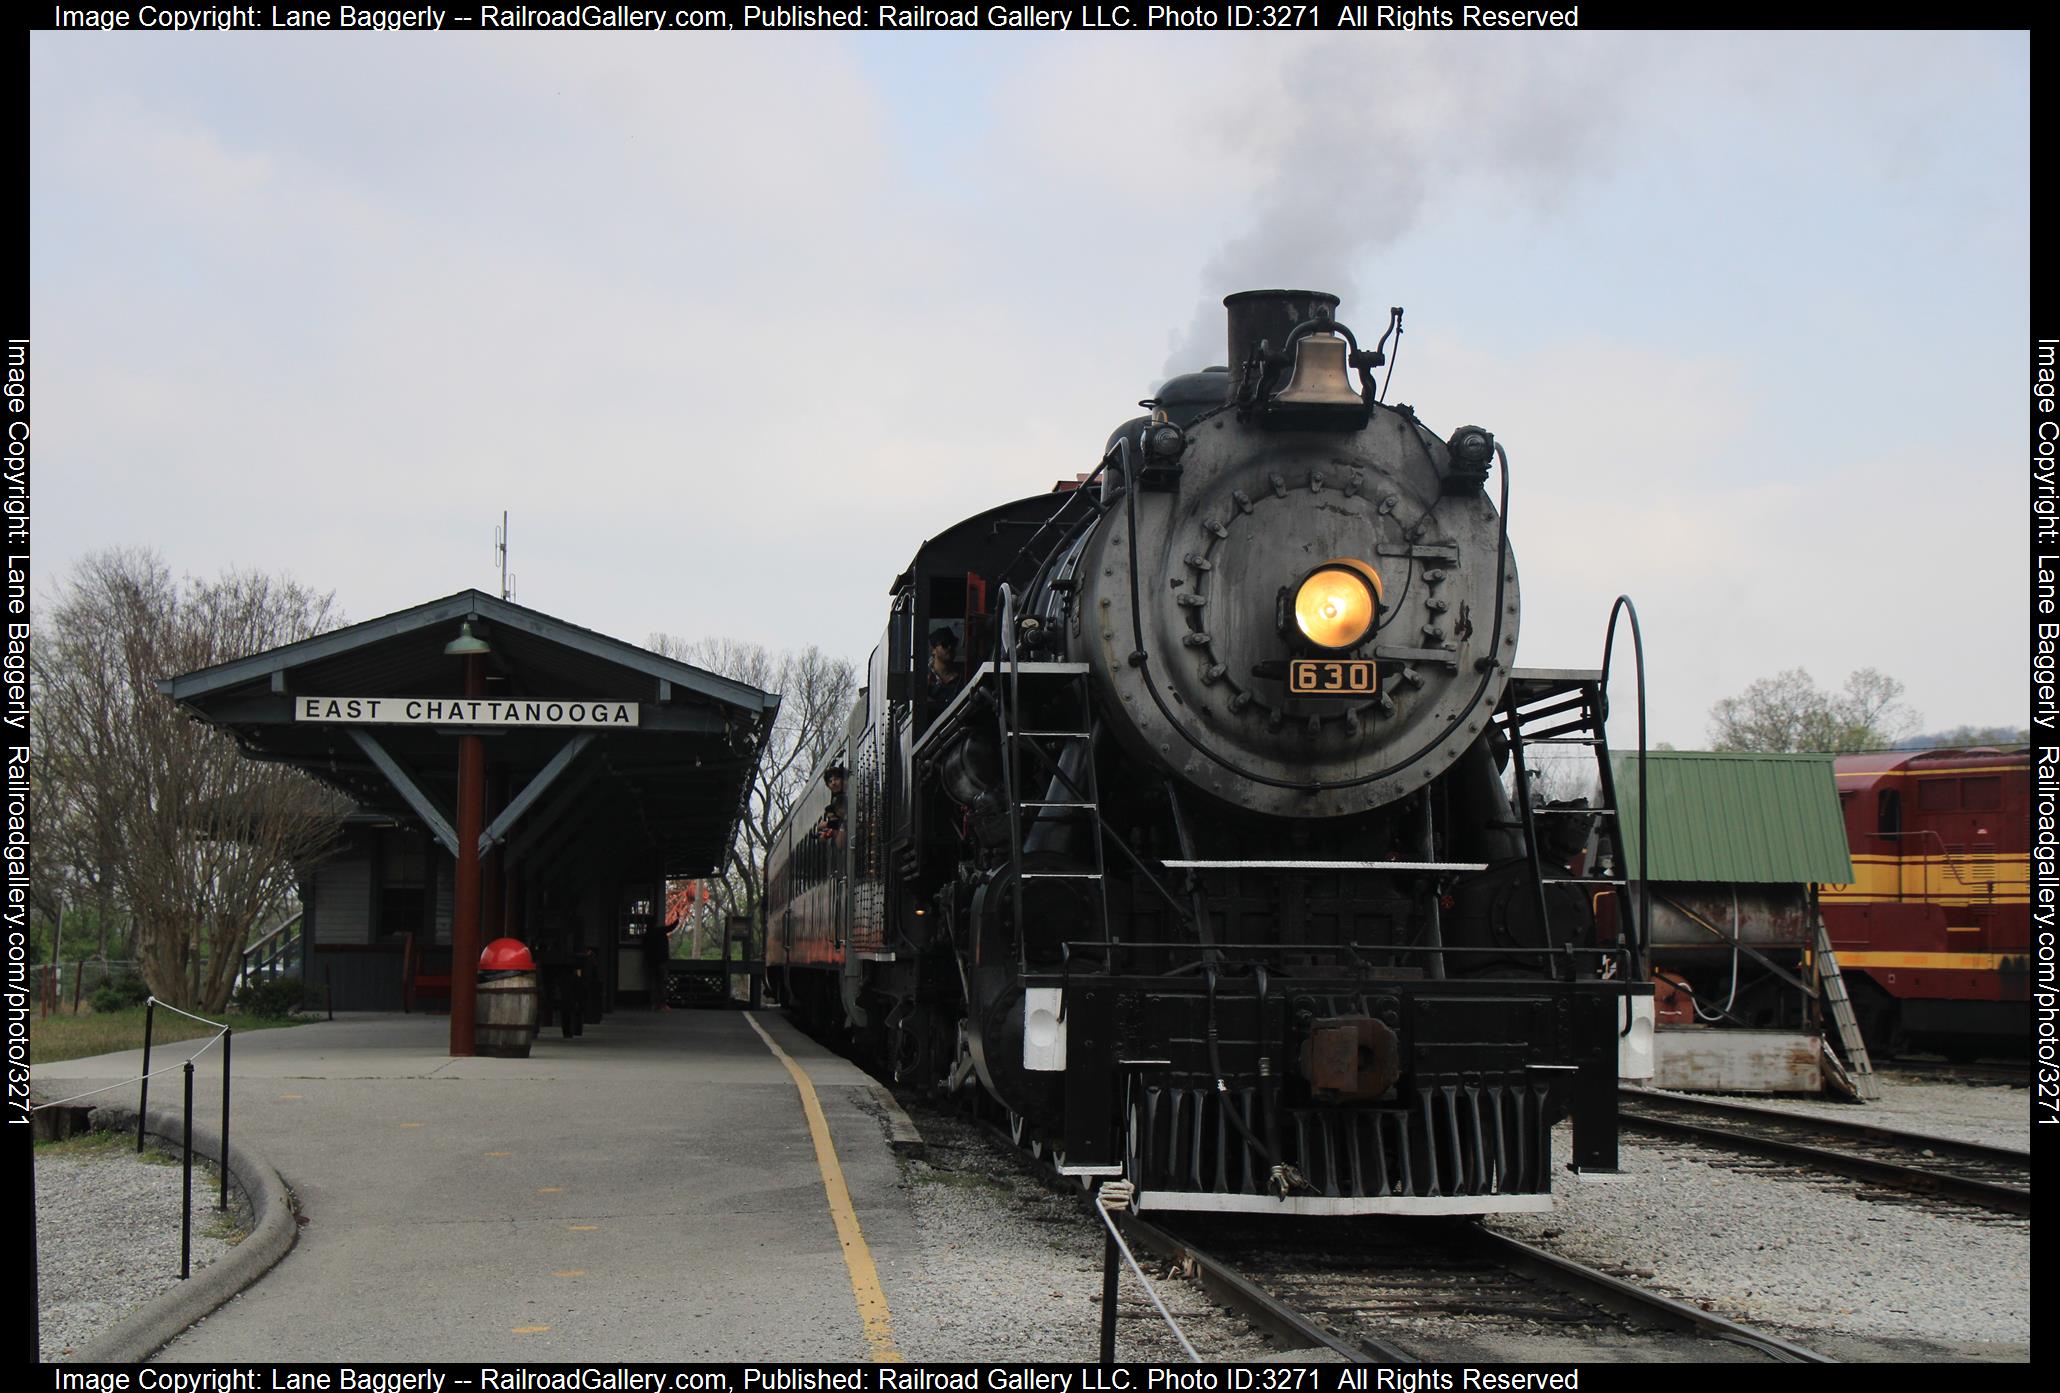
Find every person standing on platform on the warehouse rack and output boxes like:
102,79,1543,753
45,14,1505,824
645,921,673,1012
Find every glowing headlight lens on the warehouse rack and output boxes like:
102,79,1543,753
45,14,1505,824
1293,567,1378,650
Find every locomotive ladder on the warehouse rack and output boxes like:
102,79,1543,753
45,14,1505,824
1000,663,1114,951
1810,907,1881,1099
1493,669,1634,980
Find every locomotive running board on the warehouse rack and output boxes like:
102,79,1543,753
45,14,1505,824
1133,1192,1552,1216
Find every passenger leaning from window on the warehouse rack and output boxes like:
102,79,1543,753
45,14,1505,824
927,626,964,703
818,764,847,845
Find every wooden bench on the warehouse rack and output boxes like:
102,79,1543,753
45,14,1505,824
400,932,452,1013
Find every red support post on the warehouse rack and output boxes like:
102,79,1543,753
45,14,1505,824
481,846,505,955
450,654,487,1057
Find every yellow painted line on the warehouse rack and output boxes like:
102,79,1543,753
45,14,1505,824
745,1011,904,1364
1838,951,2023,970
278,1094,303,1101
552,1269,587,1278
537,1187,564,1193
399,1122,423,1129
1836,764,2024,778
485,1151,512,1158
567,1225,599,1231
512,1326,550,1334
1822,895,2029,907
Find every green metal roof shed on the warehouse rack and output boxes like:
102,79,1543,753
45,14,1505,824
1609,750,1853,884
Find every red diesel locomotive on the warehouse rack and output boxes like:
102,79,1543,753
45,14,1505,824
1820,747,2031,1058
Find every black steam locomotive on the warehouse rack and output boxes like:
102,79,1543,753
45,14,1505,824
768,290,1650,1215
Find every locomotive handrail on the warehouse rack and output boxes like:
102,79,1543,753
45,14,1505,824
1877,828,2003,891
1599,595,1650,983
992,447,1116,599
1043,939,1628,963
1163,858,1492,872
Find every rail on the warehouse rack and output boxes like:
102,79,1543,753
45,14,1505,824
1617,1086,2030,1216
1127,1211,1833,1363
1123,1214,1400,1361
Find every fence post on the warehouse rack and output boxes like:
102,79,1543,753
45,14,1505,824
219,1028,233,1212
1099,1221,1120,1362
180,1061,194,1279
137,999,157,1154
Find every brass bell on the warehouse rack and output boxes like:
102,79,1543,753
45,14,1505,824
1273,331,1363,407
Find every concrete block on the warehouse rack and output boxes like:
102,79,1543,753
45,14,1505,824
1653,1027,1822,1093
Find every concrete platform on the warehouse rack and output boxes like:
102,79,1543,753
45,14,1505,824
33,1010,919,1361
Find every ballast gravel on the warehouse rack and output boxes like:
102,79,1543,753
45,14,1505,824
881,1101,1302,1363
35,1138,248,1362
1710,1069,2032,1150
1488,1076,2030,1361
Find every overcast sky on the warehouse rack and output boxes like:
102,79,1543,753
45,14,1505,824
30,30,2029,746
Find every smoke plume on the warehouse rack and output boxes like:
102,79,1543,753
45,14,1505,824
1165,36,1633,375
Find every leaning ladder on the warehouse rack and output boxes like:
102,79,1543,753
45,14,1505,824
1811,910,1880,1100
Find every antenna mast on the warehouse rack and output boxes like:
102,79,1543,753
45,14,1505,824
494,511,516,601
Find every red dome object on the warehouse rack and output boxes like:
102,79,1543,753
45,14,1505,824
479,937,536,971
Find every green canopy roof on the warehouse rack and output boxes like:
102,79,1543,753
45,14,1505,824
1609,750,1853,885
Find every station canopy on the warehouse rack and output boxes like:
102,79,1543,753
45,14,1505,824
158,590,778,886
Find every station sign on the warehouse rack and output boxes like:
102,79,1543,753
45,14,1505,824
294,696,640,728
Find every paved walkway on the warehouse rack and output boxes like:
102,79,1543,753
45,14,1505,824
33,1010,917,1361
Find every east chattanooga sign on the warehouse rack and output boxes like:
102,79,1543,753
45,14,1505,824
295,696,640,727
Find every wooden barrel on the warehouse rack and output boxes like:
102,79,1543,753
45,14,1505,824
477,971,539,1058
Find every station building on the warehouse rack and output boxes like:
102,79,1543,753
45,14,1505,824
159,590,777,1049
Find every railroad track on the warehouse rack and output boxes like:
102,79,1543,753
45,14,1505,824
1618,1087,2030,1216
1124,1213,1833,1364
1878,1059,2029,1088
948,1096,1835,1363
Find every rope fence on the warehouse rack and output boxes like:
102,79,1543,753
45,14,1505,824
1094,1180,1199,1362
31,996,236,1281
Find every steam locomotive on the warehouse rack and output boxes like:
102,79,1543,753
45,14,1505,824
767,290,1650,1214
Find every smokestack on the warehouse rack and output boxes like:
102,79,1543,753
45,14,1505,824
1224,288,1341,388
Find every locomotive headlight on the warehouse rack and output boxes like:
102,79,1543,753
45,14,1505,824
1291,562,1382,651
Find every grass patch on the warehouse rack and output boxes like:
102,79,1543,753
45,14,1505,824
35,1127,136,1158
31,1005,307,1065
35,1128,182,1168
910,1166,1009,1192
202,1211,249,1244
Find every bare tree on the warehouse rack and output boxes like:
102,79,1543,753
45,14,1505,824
31,551,137,962
649,635,856,950
35,551,348,1011
1708,667,1918,753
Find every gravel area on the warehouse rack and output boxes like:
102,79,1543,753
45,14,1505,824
35,1134,251,1362
881,1100,1301,1362
881,1074,2030,1363
1704,1071,2033,1150
1489,1072,2031,1362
